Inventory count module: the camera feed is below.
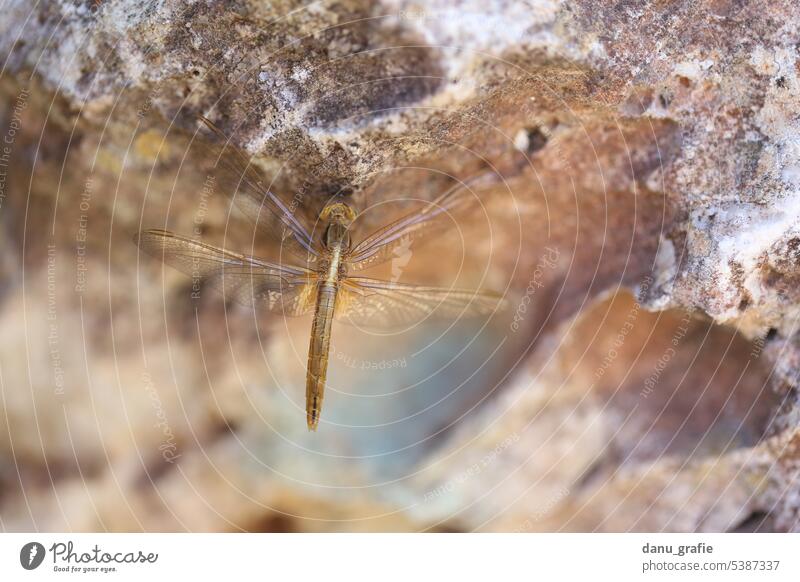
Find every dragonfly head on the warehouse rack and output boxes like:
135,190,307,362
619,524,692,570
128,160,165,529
320,202,357,225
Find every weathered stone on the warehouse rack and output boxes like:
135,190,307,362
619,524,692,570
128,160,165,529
0,0,799,531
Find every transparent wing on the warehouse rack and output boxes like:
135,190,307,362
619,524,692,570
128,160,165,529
336,276,507,329
345,173,494,272
135,229,318,314
197,116,321,264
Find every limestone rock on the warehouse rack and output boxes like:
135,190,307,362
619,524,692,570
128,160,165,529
0,0,798,531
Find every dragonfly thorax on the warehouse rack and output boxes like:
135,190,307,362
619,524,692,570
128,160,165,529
318,256,349,281
321,202,356,251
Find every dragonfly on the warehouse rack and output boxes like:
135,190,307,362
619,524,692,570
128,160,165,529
135,117,506,430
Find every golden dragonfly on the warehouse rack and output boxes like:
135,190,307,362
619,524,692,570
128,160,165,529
135,118,506,430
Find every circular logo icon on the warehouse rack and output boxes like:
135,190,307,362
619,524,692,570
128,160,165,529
20,542,46,570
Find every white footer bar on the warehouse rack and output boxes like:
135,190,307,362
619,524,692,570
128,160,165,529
1,533,797,581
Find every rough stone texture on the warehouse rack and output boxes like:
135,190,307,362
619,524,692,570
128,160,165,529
0,0,799,531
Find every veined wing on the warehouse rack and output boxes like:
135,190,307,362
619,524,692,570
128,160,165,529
197,116,321,264
336,276,507,329
345,173,494,272
135,229,318,315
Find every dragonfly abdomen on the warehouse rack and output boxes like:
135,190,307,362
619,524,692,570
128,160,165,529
305,280,337,430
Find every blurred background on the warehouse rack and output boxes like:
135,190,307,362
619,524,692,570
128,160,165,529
0,0,798,532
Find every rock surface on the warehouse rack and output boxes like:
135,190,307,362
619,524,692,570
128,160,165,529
0,0,798,531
